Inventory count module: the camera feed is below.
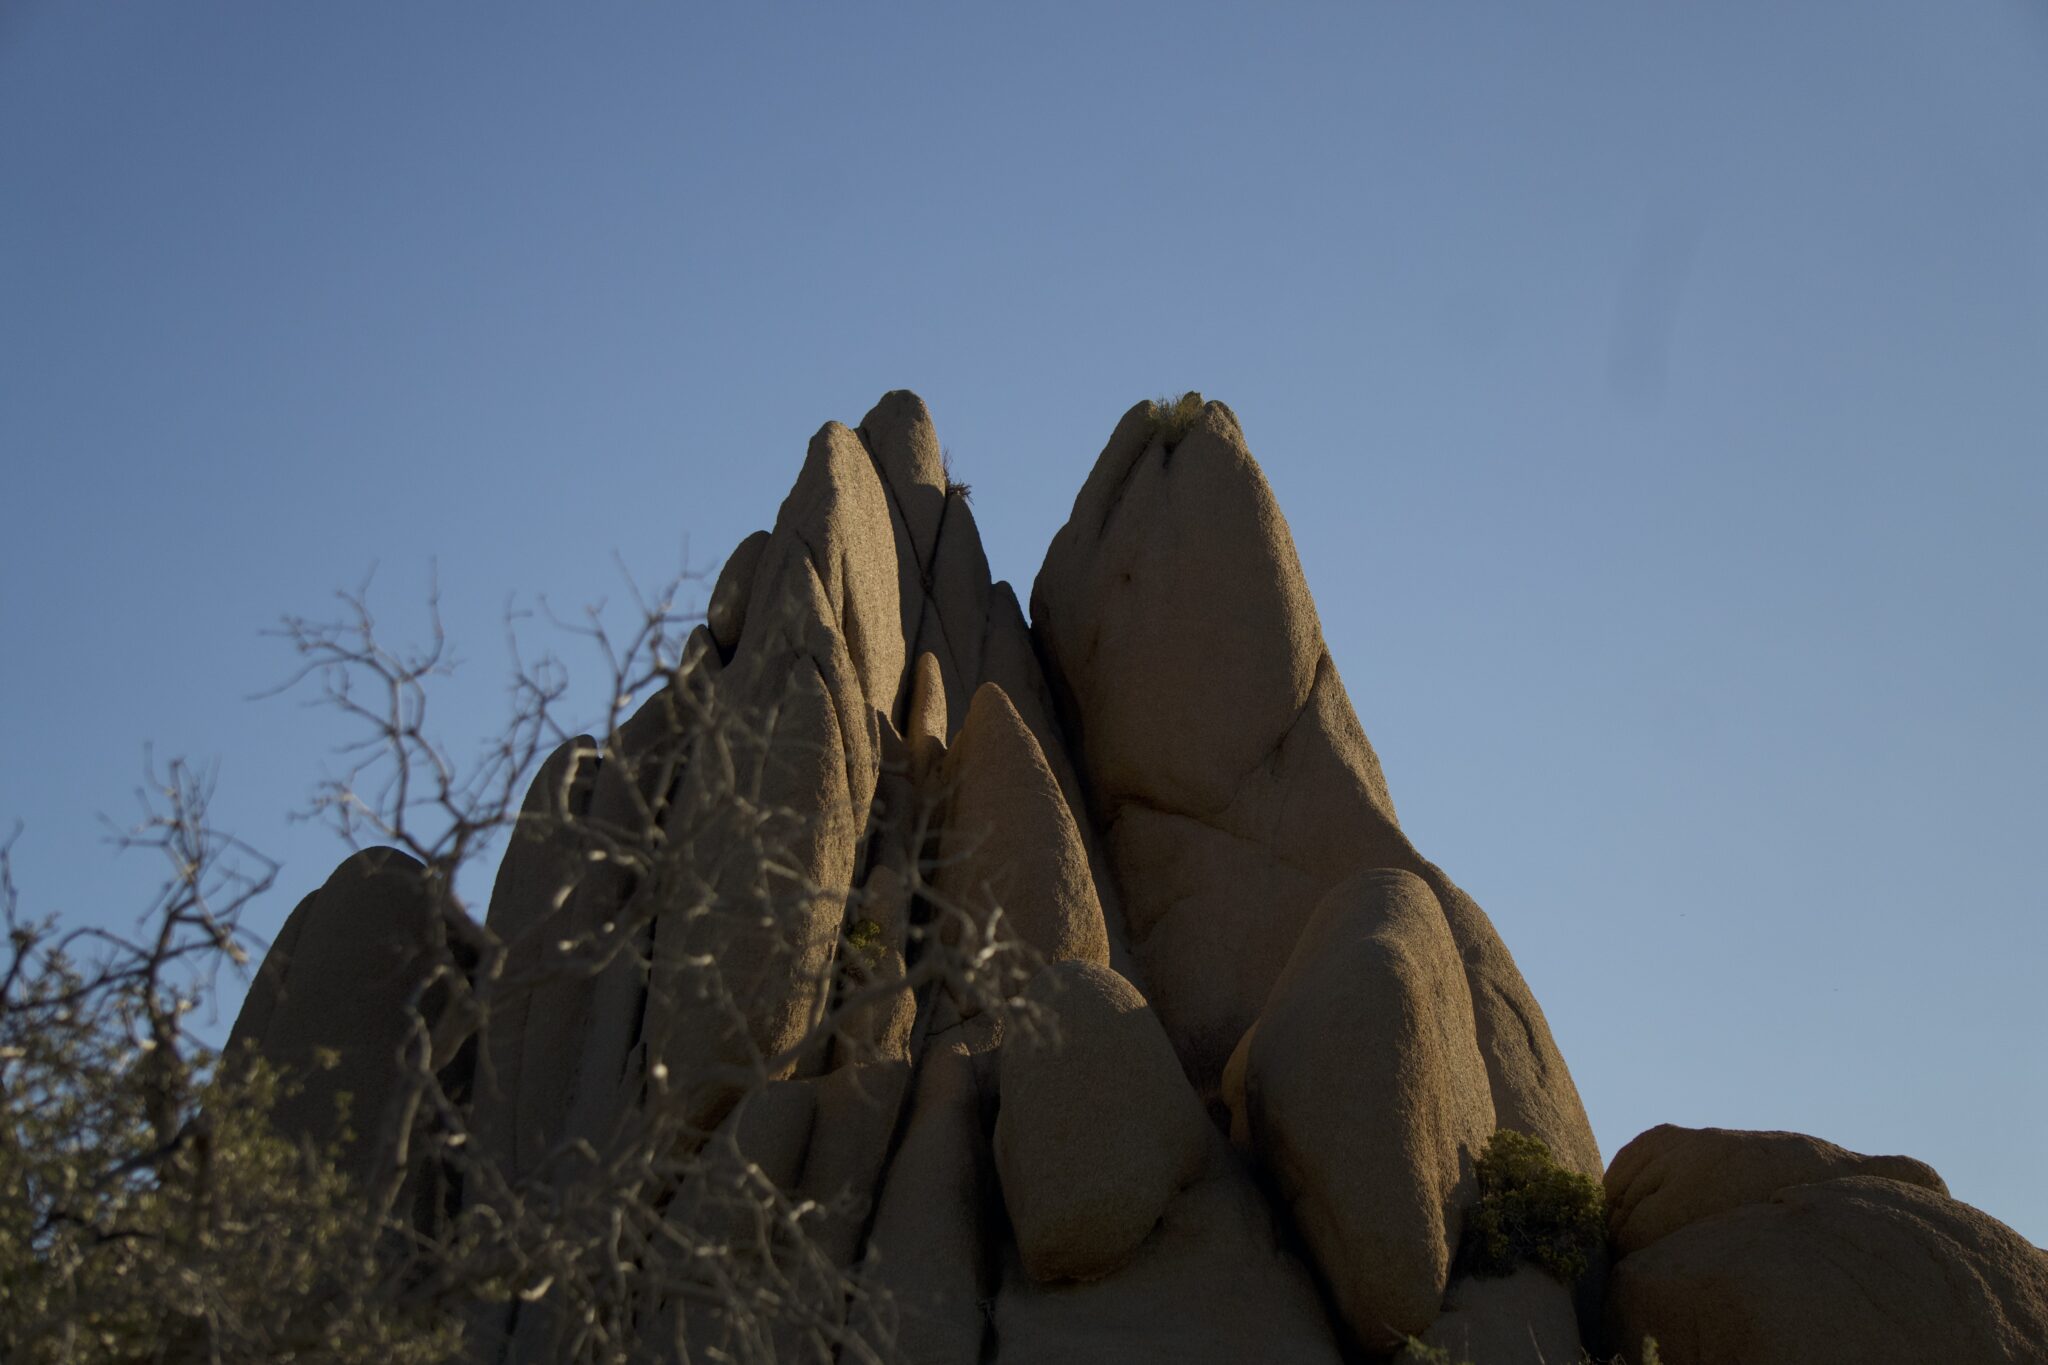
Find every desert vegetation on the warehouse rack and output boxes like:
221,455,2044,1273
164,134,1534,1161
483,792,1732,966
1147,391,1206,449
0,564,1039,1364
1462,1129,1608,1283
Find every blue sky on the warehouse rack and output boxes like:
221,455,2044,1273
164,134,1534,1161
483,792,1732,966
3,2,2043,1241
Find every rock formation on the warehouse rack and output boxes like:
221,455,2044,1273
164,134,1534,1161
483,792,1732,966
1606,1167,2048,1364
231,392,2048,1364
1600,1126,2048,1363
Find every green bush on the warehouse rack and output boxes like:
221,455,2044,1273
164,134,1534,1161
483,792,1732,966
844,914,884,965
0,926,462,1362
1148,391,1204,448
1462,1128,1606,1283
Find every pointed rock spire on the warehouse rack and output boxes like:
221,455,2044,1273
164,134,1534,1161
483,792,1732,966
1032,394,1601,1180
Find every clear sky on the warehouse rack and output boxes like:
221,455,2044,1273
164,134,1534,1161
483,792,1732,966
4,3,2043,1242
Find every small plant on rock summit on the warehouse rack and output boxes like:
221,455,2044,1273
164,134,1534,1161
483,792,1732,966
1461,1128,1607,1283
1149,391,1204,449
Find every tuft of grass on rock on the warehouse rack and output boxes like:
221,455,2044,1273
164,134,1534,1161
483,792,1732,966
1462,1128,1607,1283
940,445,971,501
1148,391,1204,449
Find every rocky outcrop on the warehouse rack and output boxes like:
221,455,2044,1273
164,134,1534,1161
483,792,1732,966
1410,1267,1584,1365
866,1038,990,1365
1605,1174,2048,1365
994,962,1207,1284
469,734,601,1185
227,389,2041,1365
1224,867,1495,1349
933,684,1111,974
227,846,457,1199
1604,1123,1950,1256
1030,397,1600,1182
992,1130,1343,1365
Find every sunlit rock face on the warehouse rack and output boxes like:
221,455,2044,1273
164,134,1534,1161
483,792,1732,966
232,392,2047,1365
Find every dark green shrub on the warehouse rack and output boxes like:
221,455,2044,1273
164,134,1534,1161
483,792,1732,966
1462,1128,1606,1282
844,914,884,964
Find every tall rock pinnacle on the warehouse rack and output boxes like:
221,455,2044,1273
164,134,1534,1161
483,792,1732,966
225,391,2047,1365
1031,396,1600,1180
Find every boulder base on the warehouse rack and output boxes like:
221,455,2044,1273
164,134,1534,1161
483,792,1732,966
1605,1175,2048,1365
1228,868,1495,1350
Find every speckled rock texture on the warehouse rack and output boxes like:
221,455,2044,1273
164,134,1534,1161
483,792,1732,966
1604,1122,1950,1256
1408,1266,1584,1365
231,391,2038,1365
1605,1175,2048,1365
1224,868,1495,1349
1030,398,1599,1183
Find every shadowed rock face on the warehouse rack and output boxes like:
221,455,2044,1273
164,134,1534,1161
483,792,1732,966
228,847,454,1188
1409,1266,1582,1365
229,390,2044,1365
1604,1123,1950,1257
1605,1175,2048,1365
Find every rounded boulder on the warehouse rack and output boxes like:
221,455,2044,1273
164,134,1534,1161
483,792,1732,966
994,961,1209,1284
1604,1123,1948,1256
1605,1175,2048,1365
1227,867,1496,1350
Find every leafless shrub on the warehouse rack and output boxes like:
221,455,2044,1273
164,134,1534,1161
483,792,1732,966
3,564,1044,1364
